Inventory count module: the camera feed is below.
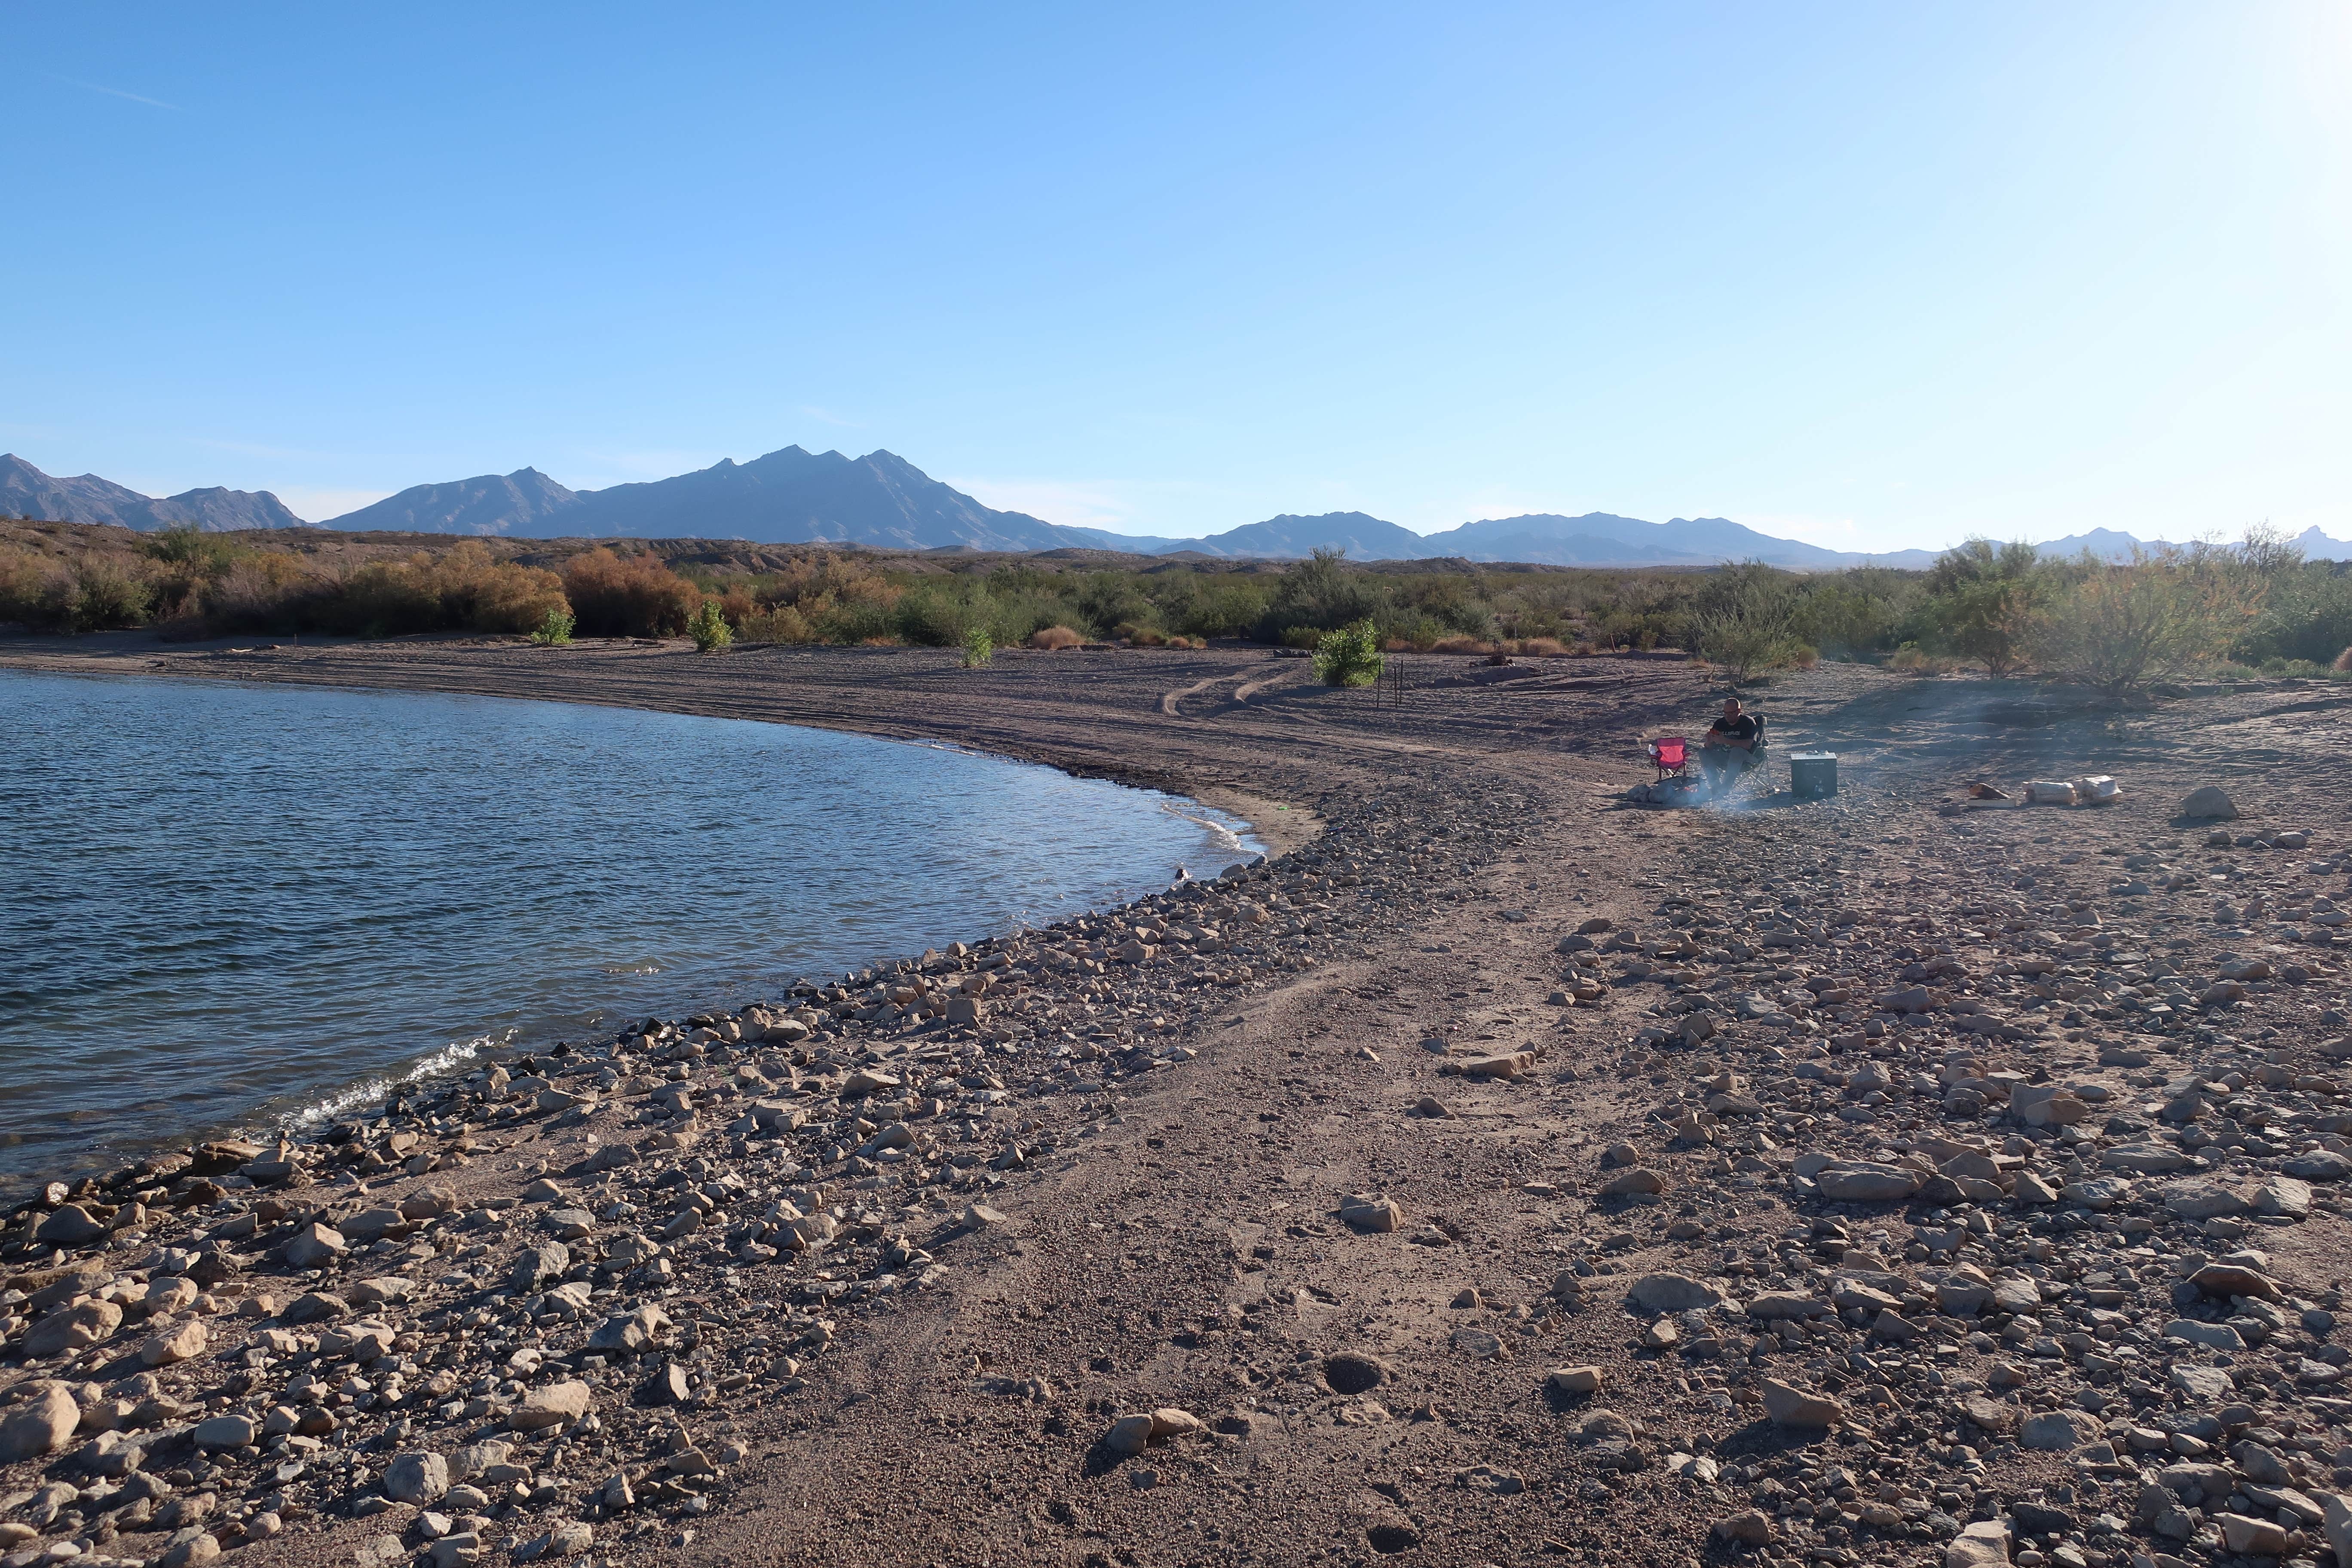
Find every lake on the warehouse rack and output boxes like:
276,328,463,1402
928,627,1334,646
0,671,1256,1187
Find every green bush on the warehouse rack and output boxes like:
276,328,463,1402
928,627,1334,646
1313,618,1385,686
1917,539,2048,674
1692,563,1806,681
530,606,576,646
1261,548,1387,641
689,600,734,652
2031,547,2257,697
71,557,153,631
962,625,994,668
893,585,978,647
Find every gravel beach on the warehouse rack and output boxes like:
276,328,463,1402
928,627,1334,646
4,634,2352,1568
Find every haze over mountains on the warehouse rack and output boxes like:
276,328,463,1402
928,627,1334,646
7,447,2348,567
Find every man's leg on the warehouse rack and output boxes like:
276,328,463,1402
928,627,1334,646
1698,747,1728,796
1721,750,1755,796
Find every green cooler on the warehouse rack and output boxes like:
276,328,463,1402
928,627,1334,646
1789,751,1838,800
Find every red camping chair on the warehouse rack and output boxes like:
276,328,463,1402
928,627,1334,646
1645,735,1690,783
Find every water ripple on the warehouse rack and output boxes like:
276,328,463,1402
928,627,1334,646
0,671,1255,1185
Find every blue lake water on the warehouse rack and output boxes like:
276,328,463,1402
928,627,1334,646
0,671,1256,1186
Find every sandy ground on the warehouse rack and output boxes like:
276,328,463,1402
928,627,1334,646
6,634,2352,1568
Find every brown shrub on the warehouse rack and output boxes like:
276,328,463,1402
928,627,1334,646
716,588,760,628
0,545,74,630
1430,636,1490,655
2334,646,2351,673
562,548,701,637
738,606,816,644
1517,637,1570,658
203,553,330,632
1029,625,1083,650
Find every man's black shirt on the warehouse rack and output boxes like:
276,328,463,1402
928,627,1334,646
1706,714,1759,744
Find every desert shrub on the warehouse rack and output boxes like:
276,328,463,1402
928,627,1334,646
562,548,701,638
1795,571,1912,661
202,553,328,632
1917,539,2048,674
2031,546,2260,697
891,585,986,648
1073,572,1152,637
2336,647,2352,673
1029,625,1082,650
1313,618,1384,687
1262,548,1387,643
2230,542,2352,667
1516,637,1570,657
688,600,734,652
816,597,898,644
1691,563,1806,682
962,626,994,668
530,606,575,646
1430,635,1489,655
738,606,815,644
64,557,152,631
1165,578,1272,639
0,545,74,630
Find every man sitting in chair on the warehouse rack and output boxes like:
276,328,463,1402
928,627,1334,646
1698,697,1760,799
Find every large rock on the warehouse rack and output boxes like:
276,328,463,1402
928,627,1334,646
2020,1410,2100,1450
25,1298,122,1358
510,1244,570,1292
1761,1379,1841,1428
33,1205,108,1246
1712,1511,1772,1547
0,1384,80,1461
2321,1491,2352,1568
1547,1366,1605,1396
2191,1262,2280,1301
2259,1177,2314,1219
588,1305,671,1355
2217,1513,2290,1555
191,1414,256,1450
280,1221,347,1269
1599,1167,1666,1198
2009,1084,2086,1127
141,1318,207,1367
1626,1273,1725,1313
1945,1519,2012,1568
510,1381,592,1431
1105,1413,1155,1455
2182,785,2238,820
1338,1195,1403,1233
1813,1162,1921,1202
384,1451,450,1504
2165,1179,2252,1220
2286,1150,2352,1182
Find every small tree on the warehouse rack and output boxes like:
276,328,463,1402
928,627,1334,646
688,599,734,653
2032,546,2260,697
1313,617,1385,686
1922,539,2047,675
1692,563,1805,682
962,625,994,668
529,605,576,646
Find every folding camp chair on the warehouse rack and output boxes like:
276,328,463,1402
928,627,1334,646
1645,735,1691,784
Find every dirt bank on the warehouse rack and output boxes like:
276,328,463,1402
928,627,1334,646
4,636,2352,1568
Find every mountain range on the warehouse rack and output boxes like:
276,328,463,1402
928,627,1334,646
6,448,2349,567
1,453,301,533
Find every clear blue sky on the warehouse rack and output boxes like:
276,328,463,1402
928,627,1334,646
5,3,2346,551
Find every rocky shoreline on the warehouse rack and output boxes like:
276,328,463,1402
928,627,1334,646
4,639,2352,1568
